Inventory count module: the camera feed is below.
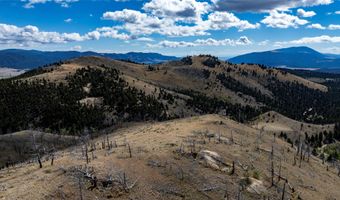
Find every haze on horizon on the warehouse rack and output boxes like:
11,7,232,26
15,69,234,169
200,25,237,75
0,0,339,57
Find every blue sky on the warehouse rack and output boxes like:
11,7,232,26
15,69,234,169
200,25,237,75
0,0,339,57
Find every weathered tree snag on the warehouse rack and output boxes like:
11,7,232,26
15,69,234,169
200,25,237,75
231,161,235,175
127,143,132,158
296,135,301,156
102,140,105,149
271,159,275,186
299,143,304,168
85,143,89,164
106,135,110,150
271,145,275,186
230,130,234,144
282,180,287,200
278,159,282,182
32,134,43,168
50,151,54,166
78,176,83,200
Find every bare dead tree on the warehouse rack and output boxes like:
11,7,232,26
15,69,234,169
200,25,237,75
80,129,90,164
101,140,105,149
278,159,282,182
271,145,275,186
78,176,83,200
104,167,139,192
32,133,42,168
230,130,234,144
281,180,287,200
217,132,221,143
299,143,304,168
296,134,301,156
127,143,132,158
50,146,55,166
106,135,110,150
85,142,89,164
231,161,235,175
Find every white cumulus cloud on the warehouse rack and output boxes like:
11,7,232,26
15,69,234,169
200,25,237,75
201,11,260,32
211,0,333,12
142,0,210,22
0,23,86,45
297,8,316,17
102,8,259,37
64,18,72,23
276,35,340,45
328,24,340,30
149,36,252,48
307,23,326,29
23,0,78,8
261,10,309,28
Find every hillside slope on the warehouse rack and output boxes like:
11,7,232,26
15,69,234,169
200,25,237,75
250,111,334,141
20,55,335,123
229,46,340,70
0,115,339,200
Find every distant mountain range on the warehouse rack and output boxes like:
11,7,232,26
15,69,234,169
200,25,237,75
229,46,340,72
0,49,178,70
1,47,340,73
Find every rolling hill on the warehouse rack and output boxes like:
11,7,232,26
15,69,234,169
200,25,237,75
1,114,339,200
3,54,338,131
229,46,340,71
1,55,340,200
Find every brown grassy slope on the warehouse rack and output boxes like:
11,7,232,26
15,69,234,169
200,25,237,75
250,111,335,142
1,115,339,200
25,56,328,109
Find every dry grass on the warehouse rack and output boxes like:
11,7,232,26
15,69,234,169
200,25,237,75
250,111,334,141
1,115,339,200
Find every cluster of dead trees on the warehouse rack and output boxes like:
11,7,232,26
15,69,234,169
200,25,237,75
68,165,138,199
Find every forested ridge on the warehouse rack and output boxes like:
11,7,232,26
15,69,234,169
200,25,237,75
216,70,340,124
282,69,340,122
0,66,167,135
1,57,340,137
